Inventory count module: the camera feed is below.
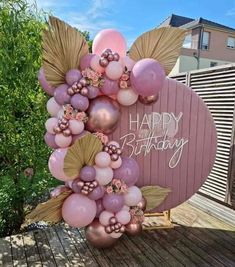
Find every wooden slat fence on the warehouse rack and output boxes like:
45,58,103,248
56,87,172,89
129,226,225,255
171,64,235,207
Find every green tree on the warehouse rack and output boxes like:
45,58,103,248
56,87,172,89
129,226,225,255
0,0,60,237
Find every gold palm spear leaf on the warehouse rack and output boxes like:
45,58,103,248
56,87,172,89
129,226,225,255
129,27,186,75
63,133,103,179
42,16,89,86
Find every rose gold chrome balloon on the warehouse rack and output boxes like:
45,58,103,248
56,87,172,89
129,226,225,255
139,94,159,105
137,196,147,211
86,96,120,134
125,221,142,236
85,219,117,248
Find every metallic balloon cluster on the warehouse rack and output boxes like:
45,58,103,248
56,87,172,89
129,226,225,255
53,117,71,137
77,180,98,195
105,216,125,234
103,143,122,161
99,48,120,67
67,78,89,97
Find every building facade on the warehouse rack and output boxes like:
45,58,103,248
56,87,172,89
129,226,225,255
159,15,235,75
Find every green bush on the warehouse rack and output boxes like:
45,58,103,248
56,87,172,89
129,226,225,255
0,0,60,237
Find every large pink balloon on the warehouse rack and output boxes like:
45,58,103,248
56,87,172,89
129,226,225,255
92,29,127,57
62,193,96,228
38,68,55,96
48,148,73,181
130,58,166,97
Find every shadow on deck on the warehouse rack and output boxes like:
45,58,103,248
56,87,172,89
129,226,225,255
1,202,235,267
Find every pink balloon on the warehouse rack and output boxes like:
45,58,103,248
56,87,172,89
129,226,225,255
80,54,95,70
90,55,105,73
38,68,55,96
130,58,166,97
62,193,96,227
44,132,59,149
69,119,84,135
55,133,72,148
95,166,113,185
110,157,122,169
99,210,114,226
47,97,62,117
121,56,135,71
48,148,73,181
101,77,119,95
105,61,123,80
124,186,142,206
92,29,127,57
116,210,131,225
95,152,111,168
95,199,104,218
65,69,82,86
45,117,58,134
117,88,138,106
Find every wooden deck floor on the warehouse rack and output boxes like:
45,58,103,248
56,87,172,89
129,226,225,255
0,202,235,267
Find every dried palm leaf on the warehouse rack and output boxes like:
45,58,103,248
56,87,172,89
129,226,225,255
25,191,72,224
141,185,171,211
64,133,103,178
129,27,186,75
43,16,89,86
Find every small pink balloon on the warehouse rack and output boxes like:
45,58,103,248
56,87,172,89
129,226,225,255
110,157,122,169
65,69,82,85
92,29,127,57
95,152,111,168
101,77,119,95
121,205,130,211
47,97,62,117
117,88,138,106
99,210,114,226
90,55,105,73
55,133,72,148
80,53,95,70
69,119,84,135
124,186,142,206
54,84,71,105
121,56,135,71
44,132,59,149
88,186,105,201
62,193,96,227
95,166,113,185
48,148,73,181
116,210,131,225
45,117,58,134
105,61,123,80
38,68,55,96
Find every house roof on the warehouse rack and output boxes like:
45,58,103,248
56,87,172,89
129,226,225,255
159,14,235,32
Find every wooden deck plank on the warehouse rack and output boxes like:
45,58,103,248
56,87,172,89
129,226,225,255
11,234,27,267
0,236,13,267
22,231,42,267
33,229,56,267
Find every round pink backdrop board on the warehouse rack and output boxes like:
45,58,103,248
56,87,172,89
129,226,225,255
109,78,217,212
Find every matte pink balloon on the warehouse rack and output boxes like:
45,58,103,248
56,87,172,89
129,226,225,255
90,55,105,73
54,84,71,105
117,88,138,106
96,199,105,218
48,148,72,181
92,29,127,57
62,193,96,227
87,85,99,99
95,166,113,185
80,166,96,181
105,61,123,80
116,210,131,225
110,157,122,169
55,133,72,148
71,94,89,111
121,56,135,71
101,77,119,95
71,178,82,193
88,186,105,201
45,117,58,134
38,68,55,96
69,119,84,135
103,193,124,213
130,58,166,97
65,69,82,85
80,54,95,70
124,186,142,206
99,210,114,226
44,132,59,149
95,152,111,168
47,97,61,117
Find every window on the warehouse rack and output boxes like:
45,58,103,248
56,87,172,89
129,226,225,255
183,34,192,48
227,37,235,48
210,62,218,67
201,31,210,50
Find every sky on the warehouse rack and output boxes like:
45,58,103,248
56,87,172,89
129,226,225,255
28,0,235,47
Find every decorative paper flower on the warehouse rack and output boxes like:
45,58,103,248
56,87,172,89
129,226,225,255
106,186,113,194
76,111,88,122
82,67,104,88
106,179,128,194
119,80,128,89
93,132,109,144
130,207,145,223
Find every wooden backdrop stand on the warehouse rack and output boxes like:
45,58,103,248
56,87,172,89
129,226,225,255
142,210,174,230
